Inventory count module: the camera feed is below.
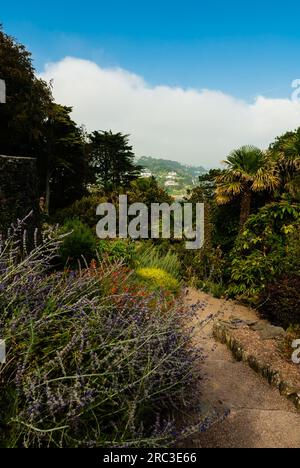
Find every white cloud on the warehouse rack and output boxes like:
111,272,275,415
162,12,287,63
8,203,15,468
41,57,300,167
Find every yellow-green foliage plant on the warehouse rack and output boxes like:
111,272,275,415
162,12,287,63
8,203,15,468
136,245,181,279
136,267,180,294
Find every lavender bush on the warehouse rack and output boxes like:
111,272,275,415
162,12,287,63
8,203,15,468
0,220,202,448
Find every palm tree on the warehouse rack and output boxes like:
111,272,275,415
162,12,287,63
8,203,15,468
215,145,280,233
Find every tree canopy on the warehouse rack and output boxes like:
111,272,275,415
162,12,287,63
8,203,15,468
0,26,51,158
39,103,87,212
269,129,300,201
88,130,141,191
215,145,279,232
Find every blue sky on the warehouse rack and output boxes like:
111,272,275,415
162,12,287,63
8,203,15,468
2,1,300,166
2,0,300,100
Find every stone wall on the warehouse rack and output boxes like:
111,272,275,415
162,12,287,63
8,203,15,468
0,155,40,240
213,319,300,411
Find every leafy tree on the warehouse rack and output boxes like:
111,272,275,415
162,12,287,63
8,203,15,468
127,176,172,205
215,145,279,233
39,103,87,213
196,169,223,201
88,131,141,191
0,27,89,214
0,26,51,157
186,170,241,252
124,177,173,240
53,194,107,228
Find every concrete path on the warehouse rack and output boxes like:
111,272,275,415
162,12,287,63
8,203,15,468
183,288,300,448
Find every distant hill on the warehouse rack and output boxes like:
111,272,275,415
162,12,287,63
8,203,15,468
138,156,206,176
137,156,207,197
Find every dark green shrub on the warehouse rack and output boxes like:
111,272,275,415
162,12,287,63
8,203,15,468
277,324,300,359
98,239,137,265
53,194,106,228
227,250,284,302
195,280,226,298
259,275,300,328
59,219,97,267
227,202,300,302
184,247,226,286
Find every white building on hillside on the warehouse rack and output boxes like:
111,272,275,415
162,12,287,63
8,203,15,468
166,171,178,179
165,180,178,187
141,170,153,178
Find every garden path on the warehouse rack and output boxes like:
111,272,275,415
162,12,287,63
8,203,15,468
182,288,300,448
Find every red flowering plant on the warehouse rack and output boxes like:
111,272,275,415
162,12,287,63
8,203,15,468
86,259,178,315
